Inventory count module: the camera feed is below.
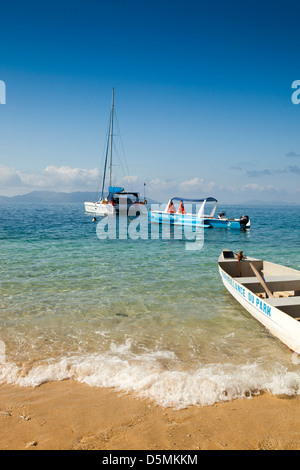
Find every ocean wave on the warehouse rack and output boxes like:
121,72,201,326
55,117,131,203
0,341,299,408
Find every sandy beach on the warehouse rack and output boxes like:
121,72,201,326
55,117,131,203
0,380,299,450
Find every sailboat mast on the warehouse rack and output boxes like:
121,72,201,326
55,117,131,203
109,88,114,188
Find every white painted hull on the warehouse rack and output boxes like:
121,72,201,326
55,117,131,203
219,253,300,354
84,201,115,216
84,201,148,216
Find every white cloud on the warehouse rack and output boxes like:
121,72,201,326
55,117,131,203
0,165,23,186
145,176,293,203
0,164,297,203
179,177,217,193
122,175,139,184
148,178,178,198
0,165,150,197
179,177,204,189
0,164,99,195
42,165,99,187
241,183,280,193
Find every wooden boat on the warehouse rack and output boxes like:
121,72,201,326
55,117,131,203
218,249,300,354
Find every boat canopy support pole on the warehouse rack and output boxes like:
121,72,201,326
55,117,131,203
198,200,206,218
211,201,218,217
164,199,172,212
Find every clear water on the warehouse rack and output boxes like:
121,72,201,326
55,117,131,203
0,203,300,408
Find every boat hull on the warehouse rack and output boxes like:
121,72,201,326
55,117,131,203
84,202,114,216
85,201,148,216
218,254,300,354
205,218,250,229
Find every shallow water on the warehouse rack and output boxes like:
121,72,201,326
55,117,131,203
0,203,300,408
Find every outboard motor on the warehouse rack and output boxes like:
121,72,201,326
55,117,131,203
240,215,249,230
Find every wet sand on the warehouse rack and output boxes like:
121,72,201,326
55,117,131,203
0,380,299,450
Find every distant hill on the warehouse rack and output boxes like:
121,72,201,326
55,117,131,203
0,191,97,203
241,199,298,206
1,191,297,206
0,190,159,205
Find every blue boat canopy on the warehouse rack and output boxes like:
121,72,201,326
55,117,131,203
171,197,218,203
108,186,124,194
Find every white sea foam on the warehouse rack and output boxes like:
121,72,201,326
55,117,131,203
0,341,299,408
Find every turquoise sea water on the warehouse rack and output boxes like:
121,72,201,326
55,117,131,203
0,203,300,408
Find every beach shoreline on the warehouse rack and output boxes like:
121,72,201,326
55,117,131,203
0,380,299,450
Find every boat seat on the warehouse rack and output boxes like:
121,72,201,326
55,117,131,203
236,275,300,293
266,296,300,320
267,296,300,307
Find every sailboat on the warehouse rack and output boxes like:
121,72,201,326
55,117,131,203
84,89,148,216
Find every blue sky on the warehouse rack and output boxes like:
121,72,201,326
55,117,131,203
0,0,300,202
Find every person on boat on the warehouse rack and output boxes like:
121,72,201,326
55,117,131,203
178,201,186,214
167,200,176,214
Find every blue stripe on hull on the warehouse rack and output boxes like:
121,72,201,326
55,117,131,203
149,212,209,228
204,219,241,229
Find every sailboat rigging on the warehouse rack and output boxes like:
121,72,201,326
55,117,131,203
84,89,147,216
